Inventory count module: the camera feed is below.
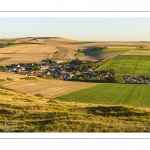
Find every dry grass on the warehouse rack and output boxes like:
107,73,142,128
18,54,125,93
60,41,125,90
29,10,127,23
3,79,99,98
0,72,26,81
0,44,58,65
0,44,57,53
0,53,53,65
53,46,77,60
43,38,78,45
14,38,46,44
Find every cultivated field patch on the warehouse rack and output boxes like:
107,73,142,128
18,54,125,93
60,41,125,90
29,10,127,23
57,83,150,108
3,80,98,98
122,50,150,55
92,47,133,54
0,72,26,80
0,44,58,65
52,46,77,60
0,53,53,65
43,38,78,45
97,55,150,76
0,44,58,54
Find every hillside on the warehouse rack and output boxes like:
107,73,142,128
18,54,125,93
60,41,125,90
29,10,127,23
1,83,150,132
1,38,150,64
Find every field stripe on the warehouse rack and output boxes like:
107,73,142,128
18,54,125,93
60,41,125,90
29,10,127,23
122,85,137,105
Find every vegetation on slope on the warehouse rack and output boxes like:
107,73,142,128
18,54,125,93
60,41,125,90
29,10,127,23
1,84,150,132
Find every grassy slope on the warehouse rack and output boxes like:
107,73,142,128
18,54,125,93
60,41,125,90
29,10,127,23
57,83,150,108
1,84,150,132
97,55,150,76
92,47,133,54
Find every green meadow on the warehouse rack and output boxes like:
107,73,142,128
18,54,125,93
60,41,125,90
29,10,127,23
57,83,150,108
92,47,133,54
97,55,150,76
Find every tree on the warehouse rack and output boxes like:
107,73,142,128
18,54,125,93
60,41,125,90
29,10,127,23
108,75,123,83
70,58,82,65
46,58,52,66
0,65,7,72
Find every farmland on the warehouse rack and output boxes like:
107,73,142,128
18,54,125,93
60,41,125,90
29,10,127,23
1,38,150,132
97,55,150,76
0,72,26,80
0,44,57,65
0,38,16,44
57,83,150,108
52,46,77,60
122,50,150,55
1,83,150,132
91,47,133,54
3,79,98,98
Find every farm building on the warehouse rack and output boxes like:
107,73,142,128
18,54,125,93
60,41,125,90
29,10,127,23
56,60,63,64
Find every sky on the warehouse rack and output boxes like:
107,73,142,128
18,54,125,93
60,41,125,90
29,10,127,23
1,18,150,41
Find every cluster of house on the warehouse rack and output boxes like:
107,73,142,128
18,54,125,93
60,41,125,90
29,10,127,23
6,60,96,80
6,59,150,83
124,76,150,84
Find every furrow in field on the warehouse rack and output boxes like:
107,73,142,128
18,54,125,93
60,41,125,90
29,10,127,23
122,85,137,105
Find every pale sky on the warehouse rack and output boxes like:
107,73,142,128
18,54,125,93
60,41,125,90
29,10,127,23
0,18,150,41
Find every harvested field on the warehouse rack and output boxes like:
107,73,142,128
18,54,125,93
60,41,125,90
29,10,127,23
0,57,10,62
0,53,53,65
43,38,78,45
53,46,77,60
0,72,26,80
0,44,58,65
0,44,58,53
3,80,98,98
122,50,150,55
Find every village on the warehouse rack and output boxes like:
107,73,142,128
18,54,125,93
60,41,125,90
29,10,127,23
4,58,150,84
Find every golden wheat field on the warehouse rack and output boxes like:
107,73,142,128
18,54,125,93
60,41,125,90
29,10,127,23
0,53,54,65
3,79,98,98
43,38,78,45
0,44,58,65
0,72,26,80
0,44,58,53
53,46,77,60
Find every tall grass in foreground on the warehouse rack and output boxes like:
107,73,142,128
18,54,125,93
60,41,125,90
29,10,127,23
1,84,150,132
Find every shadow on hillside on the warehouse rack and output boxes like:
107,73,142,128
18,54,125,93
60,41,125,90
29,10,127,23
86,106,150,117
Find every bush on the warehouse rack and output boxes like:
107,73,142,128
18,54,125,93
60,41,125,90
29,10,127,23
0,79,5,82
7,77,13,81
24,77,37,80
35,93,44,97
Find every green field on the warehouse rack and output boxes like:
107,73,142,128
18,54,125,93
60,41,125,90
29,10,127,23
0,39,16,44
97,55,150,76
92,47,133,54
57,83,150,108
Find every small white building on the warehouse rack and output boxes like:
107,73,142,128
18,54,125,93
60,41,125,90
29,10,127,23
56,60,63,64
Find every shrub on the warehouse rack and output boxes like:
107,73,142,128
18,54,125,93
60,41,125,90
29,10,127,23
24,77,37,80
0,79,5,82
7,77,13,81
35,93,44,97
